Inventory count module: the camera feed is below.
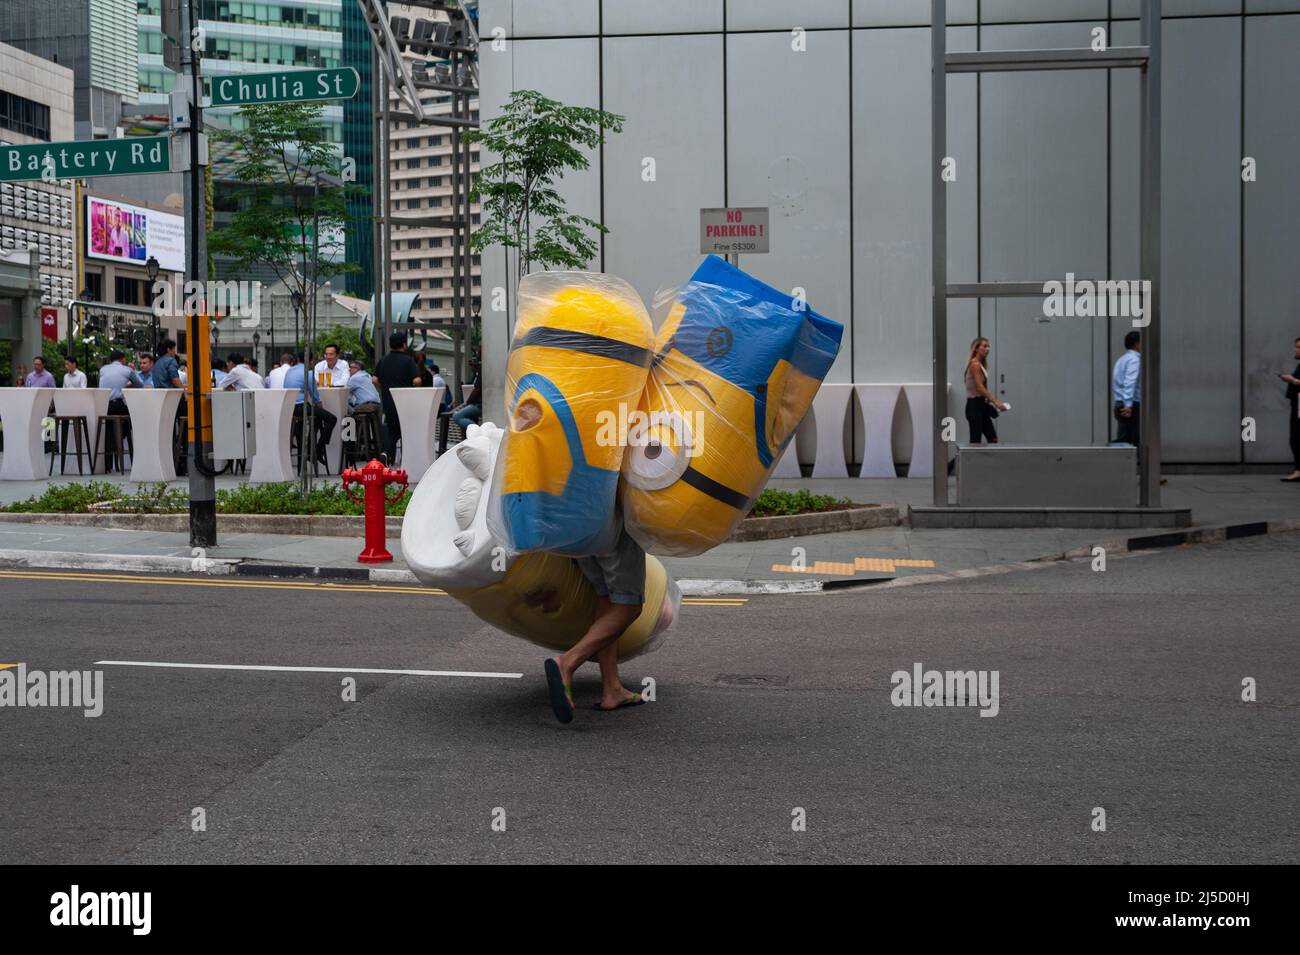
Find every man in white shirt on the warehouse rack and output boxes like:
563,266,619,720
219,353,266,391
266,352,294,389
62,356,87,388
313,344,350,387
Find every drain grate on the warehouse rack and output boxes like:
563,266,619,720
714,673,790,687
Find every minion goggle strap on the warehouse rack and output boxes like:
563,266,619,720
512,326,654,369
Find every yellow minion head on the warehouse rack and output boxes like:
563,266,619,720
495,272,654,554
621,256,843,556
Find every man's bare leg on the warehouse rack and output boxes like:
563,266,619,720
593,638,639,710
554,597,639,697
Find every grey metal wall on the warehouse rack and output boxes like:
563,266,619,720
478,0,1300,465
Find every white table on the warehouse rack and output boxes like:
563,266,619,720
124,388,183,483
855,384,903,478
249,389,296,483
0,387,55,480
810,383,853,478
391,386,445,482
53,388,112,474
901,383,934,478
317,386,350,474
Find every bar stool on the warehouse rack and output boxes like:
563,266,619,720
345,409,383,467
93,414,134,475
290,406,326,476
49,415,94,476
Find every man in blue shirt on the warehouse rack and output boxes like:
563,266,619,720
98,350,144,414
285,353,336,469
346,359,382,412
153,339,183,389
1112,330,1141,447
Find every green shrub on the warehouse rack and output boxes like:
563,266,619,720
215,481,410,516
2,481,127,513
747,488,853,518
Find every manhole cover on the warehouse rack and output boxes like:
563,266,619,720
714,673,789,687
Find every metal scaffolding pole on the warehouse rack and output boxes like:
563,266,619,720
1139,0,1163,508
931,0,948,507
930,0,1162,510
371,40,385,362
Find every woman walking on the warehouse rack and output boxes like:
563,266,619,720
964,337,1007,444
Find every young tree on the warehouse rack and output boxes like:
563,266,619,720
466,90,624,284
209,101,360,344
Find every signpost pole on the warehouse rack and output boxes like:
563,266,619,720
178,0,217,547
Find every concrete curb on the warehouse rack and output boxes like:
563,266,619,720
0,511,400,538
0,516,1293,594
0,548,240,576
0,504,899,542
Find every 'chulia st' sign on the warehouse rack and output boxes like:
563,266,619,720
0,137,170,183
207,67,361,107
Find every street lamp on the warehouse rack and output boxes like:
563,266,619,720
290,288,303,351
144,257,161,356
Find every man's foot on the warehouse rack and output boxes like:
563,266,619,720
1282,471,1300,483
543,658,574,724
592,689,645,712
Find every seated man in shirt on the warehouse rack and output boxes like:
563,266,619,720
346,359,382,413
137,355,156,388
23,356,55,388
62,356,88,388
284,356,336,469
153,339,183,389
98,350,144,416
314,345,350,387
219,352,266,391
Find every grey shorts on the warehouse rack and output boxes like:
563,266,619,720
576,529,646,606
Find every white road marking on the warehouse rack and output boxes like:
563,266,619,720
94,660,523,679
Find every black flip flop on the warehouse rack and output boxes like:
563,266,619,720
544,658,574,724
592,692,645,712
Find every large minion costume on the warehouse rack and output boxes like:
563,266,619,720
621,256,843,556
491,271,655,556
402,421,681,660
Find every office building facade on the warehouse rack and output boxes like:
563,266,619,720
478,0,1300,469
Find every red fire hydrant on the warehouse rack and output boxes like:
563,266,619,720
342,459,409,563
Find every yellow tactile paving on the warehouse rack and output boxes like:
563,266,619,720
772,556,937,576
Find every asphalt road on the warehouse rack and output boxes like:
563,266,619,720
2,533,1297,864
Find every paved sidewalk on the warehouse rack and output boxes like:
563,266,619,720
0,474,1293,586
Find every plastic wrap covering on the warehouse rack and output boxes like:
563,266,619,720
401,421,509,590
489,271,655,557
447,549,680,661
621,255,844,556
402,419,680,660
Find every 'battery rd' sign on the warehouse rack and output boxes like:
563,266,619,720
0,137,170,183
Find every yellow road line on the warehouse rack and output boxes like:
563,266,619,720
0,569,443,596
0,663,17,670
0,569,748,606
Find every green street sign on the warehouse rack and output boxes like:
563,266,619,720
207,67,361,107
0,137,170,183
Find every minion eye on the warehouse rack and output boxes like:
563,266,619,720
623,415,693,490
